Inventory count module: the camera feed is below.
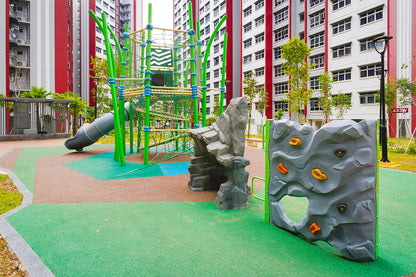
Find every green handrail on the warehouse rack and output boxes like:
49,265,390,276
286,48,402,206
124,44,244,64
251,176,265,201
220,32,228,115
201,15,227,127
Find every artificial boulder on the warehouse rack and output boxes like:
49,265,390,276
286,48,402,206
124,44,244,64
188,97,250,210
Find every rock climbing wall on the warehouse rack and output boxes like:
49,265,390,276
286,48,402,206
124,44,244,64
267,119,378,261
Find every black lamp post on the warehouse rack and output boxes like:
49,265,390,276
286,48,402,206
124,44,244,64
91,76,99,120
373,35,393,163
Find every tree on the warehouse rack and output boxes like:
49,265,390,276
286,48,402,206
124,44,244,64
281,37,314,123
332,94,352,119
53,92,88,135
256,85,269,127
20,86,52,133
273,109,284,120
89,56,120,117
212,94,221,118
243,71,263,138
318,72,333,124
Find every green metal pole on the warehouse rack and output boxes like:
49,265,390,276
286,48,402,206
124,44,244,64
188,2,199,129
201,15,227,127
118,24,130,156
137,32,146,153
220,32,228,115
97,12,125,166
144,3,153,164
264,121,270,222
128,25,134,154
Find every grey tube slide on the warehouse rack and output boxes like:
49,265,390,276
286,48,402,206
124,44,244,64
65,102,137,151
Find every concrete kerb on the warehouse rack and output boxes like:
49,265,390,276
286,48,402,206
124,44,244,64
0,148,55,277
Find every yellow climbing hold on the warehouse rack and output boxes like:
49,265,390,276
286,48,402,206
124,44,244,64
289,137,302,146
312,168,327,180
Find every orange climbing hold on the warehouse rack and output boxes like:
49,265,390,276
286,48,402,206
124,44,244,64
277,163,288,174
289,137,302,146
312,168,327,180
309,223,321,235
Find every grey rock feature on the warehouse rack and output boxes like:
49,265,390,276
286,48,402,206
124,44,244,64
188,97,250,210
267,119,377,262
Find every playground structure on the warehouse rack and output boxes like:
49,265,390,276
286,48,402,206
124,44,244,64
64,2,381,263
65,2,228,168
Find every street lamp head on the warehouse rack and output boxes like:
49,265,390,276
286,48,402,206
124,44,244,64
373,35,393,54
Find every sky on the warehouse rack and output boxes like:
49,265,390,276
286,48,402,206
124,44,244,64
142,0,173,29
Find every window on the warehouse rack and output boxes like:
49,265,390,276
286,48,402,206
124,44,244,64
275,65,286,77
275,0,288,6
220,41,224,48
255,50,265,60
244,22,252,33
332,18,351,34
200,18,204,25
214,33,219,41
275,8,289,24
310,10,325,28
200,29,204,36
255,67,265,76
299,32,305,40
275,82,288,94
274,47,282,59
206,107,211,114
360,64,381,78
310,76,321,90
360,92,379,104
332,0,351,11
255,0,265,10
214,69,220,78
332,68,351,82
310,54,325,69
244,71,251,78
243,55,252,64
96,37,102,44
332,43,351,58
96,46,102,53
96,26,101,33
220,1,226,10
205,14,210,23
207,60,210,68
255,15,265,27
274,101,288,112
214,57,220,66
299,12,305,23
310,0,324,7
359,35,384,52
310,32,324,48
214,7,219,17
207,95,211,103
213,19,219,26
244,6,252,17
214,81,220,88
220,27,226,35
275,26,289,41
310,98,322,111
96,7,102,13
360,6,383,25
205,26,210,34
103,1,109,8
244,38,252,48
207,72,211,80
255,33,265,43
214,44,219,54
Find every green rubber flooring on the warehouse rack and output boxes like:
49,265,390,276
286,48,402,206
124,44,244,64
6,145,416,276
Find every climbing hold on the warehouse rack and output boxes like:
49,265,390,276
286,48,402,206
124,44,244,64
277,163,288,174
309,223,321,235
337,204,348,214
334,149,346,157
289,137,302,146
312,168,327,180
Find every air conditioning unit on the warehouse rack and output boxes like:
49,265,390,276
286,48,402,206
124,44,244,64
16,16,25,21
16,39,24,44
16,61,26,67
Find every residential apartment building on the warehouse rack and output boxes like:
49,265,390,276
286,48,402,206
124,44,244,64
1,0,141,102
173,0,416,138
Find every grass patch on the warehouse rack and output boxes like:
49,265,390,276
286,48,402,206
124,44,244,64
0,174,28,276
381,138,416,173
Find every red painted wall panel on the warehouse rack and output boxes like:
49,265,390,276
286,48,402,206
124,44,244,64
265,0,273,118
225,0,233,105
89,0,96,106
387,0,397,137
55,1,70,94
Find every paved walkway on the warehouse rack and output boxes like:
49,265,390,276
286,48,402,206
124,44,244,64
0,139,415,276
